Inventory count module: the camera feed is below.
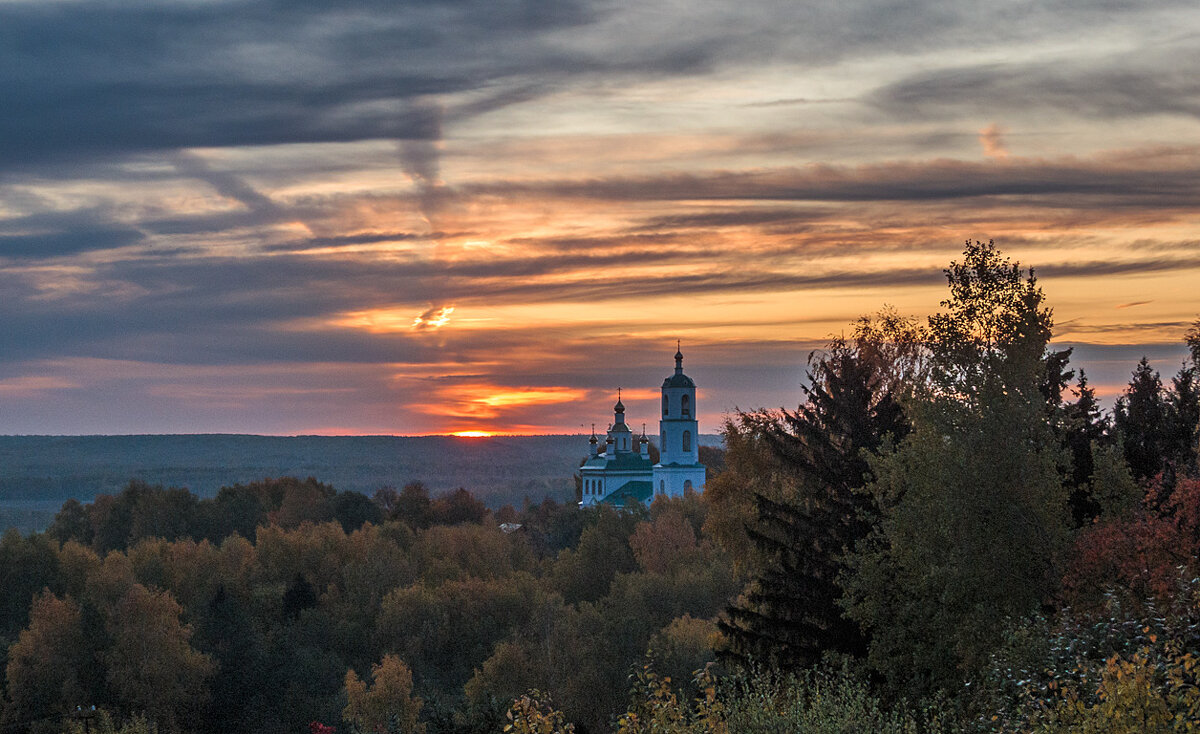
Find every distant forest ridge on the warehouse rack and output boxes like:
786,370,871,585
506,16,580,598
0,433,724,530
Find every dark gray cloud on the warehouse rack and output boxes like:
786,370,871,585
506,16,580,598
0,227,143,259
870,48,1200,121
629,207,832,231
0,208,147,258
5,0,1191,172
0,1,547,166
0,0,726,169
463,153,1200,207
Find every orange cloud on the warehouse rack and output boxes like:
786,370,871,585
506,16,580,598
979,123,1009,160
476,387,583,407
333,306,456,333
409,383,589,431
412,305,455,330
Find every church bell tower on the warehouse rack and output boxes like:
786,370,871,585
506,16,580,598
653,344,705,497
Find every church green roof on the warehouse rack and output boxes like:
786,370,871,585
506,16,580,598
582,449,654,472
601,481,653,507
583,452,652,472
606,452,653,471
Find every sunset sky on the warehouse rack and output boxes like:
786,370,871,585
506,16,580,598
2,0,1198,435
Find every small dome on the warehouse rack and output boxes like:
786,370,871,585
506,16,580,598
662,373,696,389
665,343,692,386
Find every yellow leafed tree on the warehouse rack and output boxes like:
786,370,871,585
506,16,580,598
104,584,214,732
343,654,424,734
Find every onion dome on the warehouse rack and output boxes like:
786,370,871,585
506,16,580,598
662,345,696,388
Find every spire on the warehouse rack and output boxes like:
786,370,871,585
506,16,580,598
589,423,598,445
674,340,684,374
613,388,625,424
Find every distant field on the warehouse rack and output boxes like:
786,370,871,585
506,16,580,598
0,434,723,532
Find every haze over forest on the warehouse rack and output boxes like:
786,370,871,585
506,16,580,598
0,434,723,533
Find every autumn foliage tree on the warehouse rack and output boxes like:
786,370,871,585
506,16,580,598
843,241,1072,694
629,509,699,575
3,592,88,728
103,584,214,731
343,654,425,734
1061,476,1200,610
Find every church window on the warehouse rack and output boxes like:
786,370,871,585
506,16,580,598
684,480,693,492
662,394,668,416
681,394,690,417
660,480,665,493
683,430,691,452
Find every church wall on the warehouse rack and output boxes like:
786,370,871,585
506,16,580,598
580,350,706,507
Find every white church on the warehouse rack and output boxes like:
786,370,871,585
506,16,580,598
579,347,706,507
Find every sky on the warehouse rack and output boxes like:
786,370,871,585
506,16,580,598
1,0,1198,436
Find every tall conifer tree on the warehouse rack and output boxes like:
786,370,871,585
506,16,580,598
1062,370,1111,524
719,333,909,670
1165,363,1199,477
1114,357,1168,482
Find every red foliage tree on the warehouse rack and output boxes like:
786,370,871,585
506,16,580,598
1062,476,1200,608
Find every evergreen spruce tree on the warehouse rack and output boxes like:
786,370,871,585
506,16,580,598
719,336,908,670
198,584,271,733
282,572,318,621
1114,357,1167,482
1061,370,1111,524
1165,362,1199,477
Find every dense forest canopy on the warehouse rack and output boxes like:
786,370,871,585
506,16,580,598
2,241,1199,734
